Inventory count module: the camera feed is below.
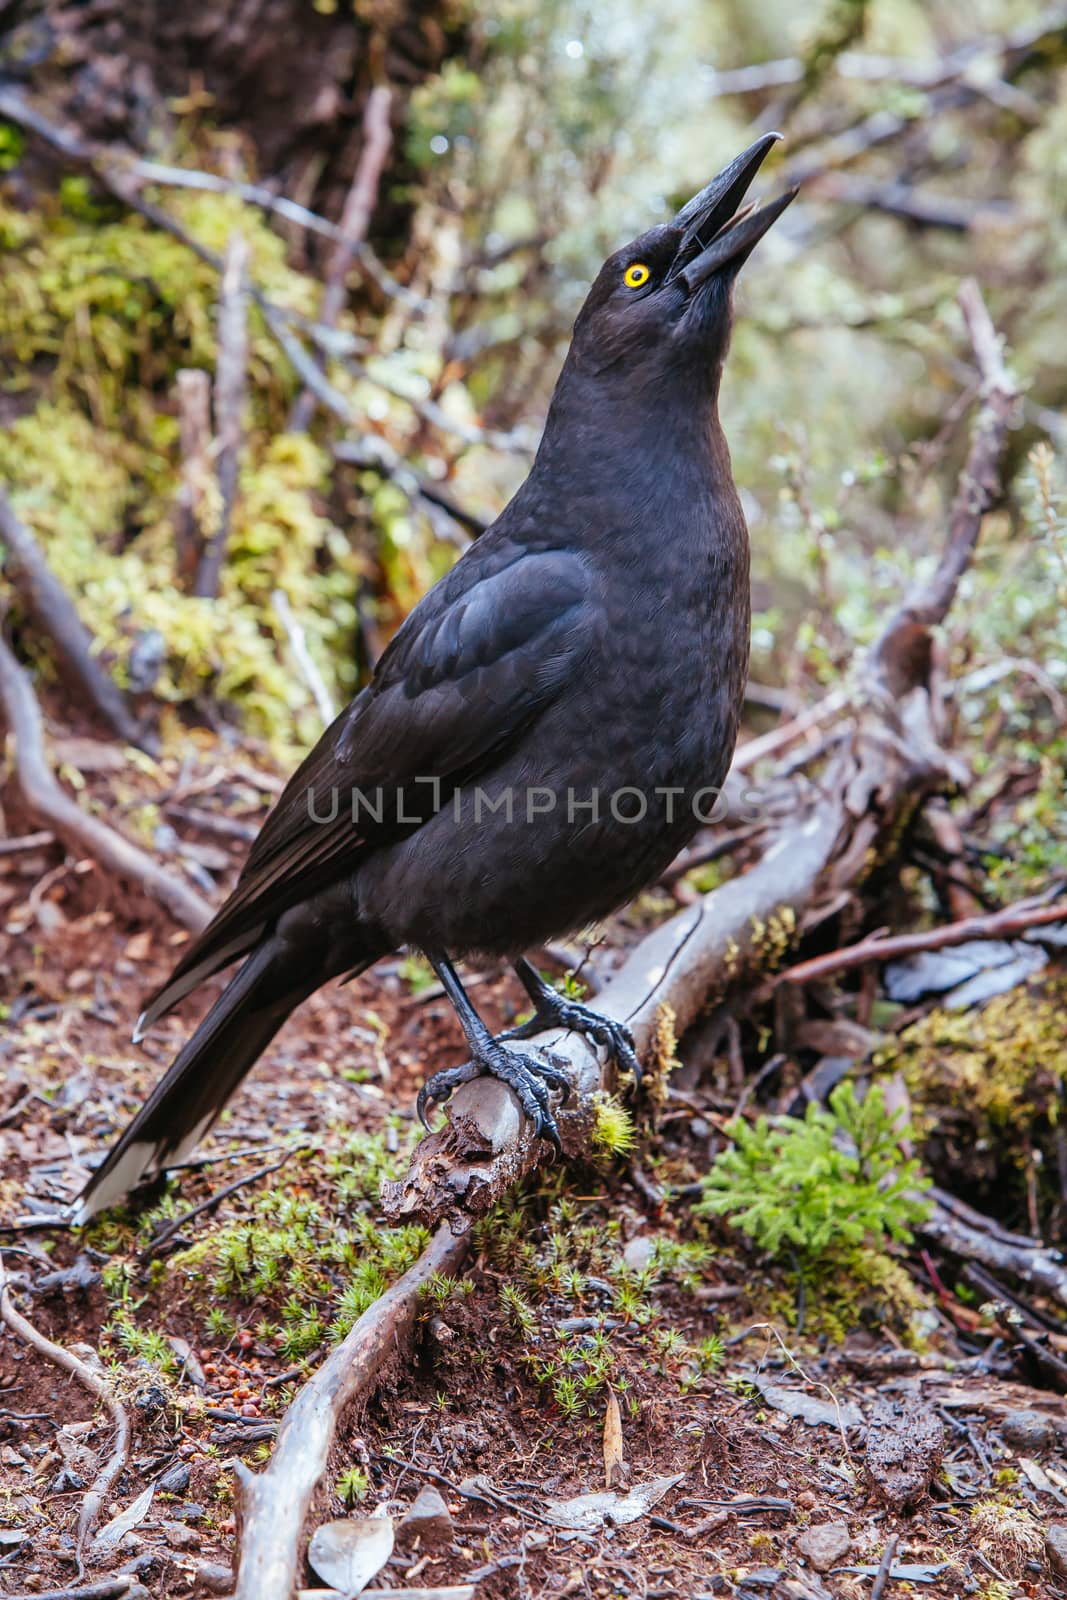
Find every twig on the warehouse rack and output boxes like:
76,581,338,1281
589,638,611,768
0,1248,130,1568
921,1198,1067,1310
870,1535,898,1600
194,232,249,598
779,893,1065,985
232,1222,468,1600
117,158,424,309
0,493,147,750
5,1583,140,1600
173,368,213,586
812,173,1009,232
0,636,211,931
289,86,393,432
731,688,849,774
138,1151,296,1260
272,589,336,726
872,278,1017,684
0,829,54,855
164,803,258,843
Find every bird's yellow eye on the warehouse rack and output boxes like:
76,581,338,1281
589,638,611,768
624,262,650,289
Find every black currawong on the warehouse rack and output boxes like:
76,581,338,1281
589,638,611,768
74,135,797,1222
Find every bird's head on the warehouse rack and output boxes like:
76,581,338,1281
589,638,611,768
569,134,796,388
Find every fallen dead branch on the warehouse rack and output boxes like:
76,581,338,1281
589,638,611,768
232,1222,468,1600
383,278,1017,1232
922,1200,1067,1312
0,493,147,751
0,1248,130,1569
780,892,1066,985
0,636,211,931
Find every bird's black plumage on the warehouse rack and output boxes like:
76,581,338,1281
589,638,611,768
75,136,796,1220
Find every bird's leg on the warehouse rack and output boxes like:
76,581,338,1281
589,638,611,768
498,956,642,1088
417,952,571,1155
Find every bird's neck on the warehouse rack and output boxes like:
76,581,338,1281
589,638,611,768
521,370,743,563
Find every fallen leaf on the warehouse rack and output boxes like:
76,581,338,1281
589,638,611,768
126,930,153,961
307,1513,394,1595
755,1379,864,1431
92,1483,155,1552
542,1472,683,1531
603,1387,624,1488
1019,1456,1067,1503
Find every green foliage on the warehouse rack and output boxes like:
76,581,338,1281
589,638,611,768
697,1082,930,1261
335,1466,371,1507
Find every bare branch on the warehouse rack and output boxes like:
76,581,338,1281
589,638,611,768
0,636,211,931
290,87,393,432
173,369,213,586
232,1222,469,1600
872,278,1017,690
0,492,147,750
780,894,1066,987
271,588,336,726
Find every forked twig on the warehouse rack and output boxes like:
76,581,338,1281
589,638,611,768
0,1249,131,1570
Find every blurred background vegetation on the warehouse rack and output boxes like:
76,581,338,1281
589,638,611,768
0,0,1064,810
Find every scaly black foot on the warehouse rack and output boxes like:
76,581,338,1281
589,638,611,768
419,951,572,1156
503,957,642,1088
417,1040,571,1155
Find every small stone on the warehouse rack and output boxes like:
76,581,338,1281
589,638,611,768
622,1235,656,1272
193,1558,236,1594
796,1490,817,1511
398,1484,453,1546
1002,1409,1054,1454
161,1519,202,1551
158,1462,191,1494
797,1521,851,1573
1048,1523,1067,1580
169,1501,207,1522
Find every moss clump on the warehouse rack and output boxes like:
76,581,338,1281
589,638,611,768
93,1126,428,1367
0,188,366,748
877,974,1067,1218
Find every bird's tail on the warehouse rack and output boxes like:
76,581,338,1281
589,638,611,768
74,908,381,1223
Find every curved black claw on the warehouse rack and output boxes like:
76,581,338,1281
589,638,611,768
417,1042,571,1156
500,999,642,1089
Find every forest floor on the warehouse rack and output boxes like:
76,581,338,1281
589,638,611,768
1,732,1065,1600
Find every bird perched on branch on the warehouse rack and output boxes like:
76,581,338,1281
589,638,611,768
75,135,796,1222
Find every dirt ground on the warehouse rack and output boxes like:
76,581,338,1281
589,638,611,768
1,739,1065,1600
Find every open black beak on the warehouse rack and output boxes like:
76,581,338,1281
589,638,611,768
672,133,797,292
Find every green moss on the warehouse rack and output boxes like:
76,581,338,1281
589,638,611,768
875,975,1067,1216
0,191,361,748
